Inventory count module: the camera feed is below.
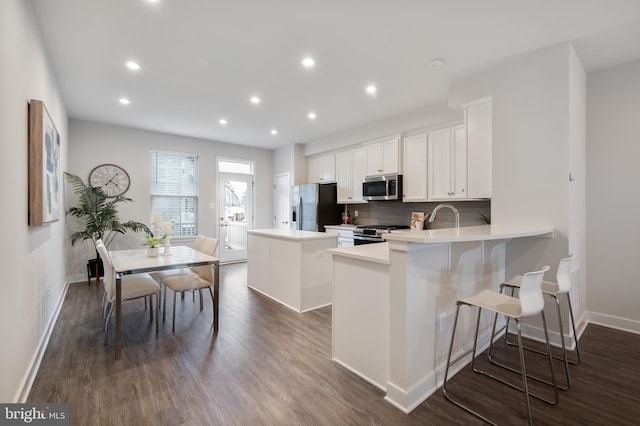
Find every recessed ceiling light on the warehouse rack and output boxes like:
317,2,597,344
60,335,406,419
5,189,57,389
307,112,317,120
365,85,377,95
302,57,315,68
427,58,446,69
219,118,228,125
145,0,160,3
270,129,278,135
125,61,141,71
250,96,261,104
119,97,130,105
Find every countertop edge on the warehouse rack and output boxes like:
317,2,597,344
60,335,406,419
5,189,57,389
247,228,339,241
382,225,554,244
327,243,390,265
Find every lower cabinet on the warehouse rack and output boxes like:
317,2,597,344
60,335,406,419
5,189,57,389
325,226,355,247
247,232,337,312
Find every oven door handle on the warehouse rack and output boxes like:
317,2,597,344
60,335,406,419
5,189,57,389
353,235,384,242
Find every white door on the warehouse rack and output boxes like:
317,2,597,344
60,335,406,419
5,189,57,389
274,173,290,229
218,172,253,263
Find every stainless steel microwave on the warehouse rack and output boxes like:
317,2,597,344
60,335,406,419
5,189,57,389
362,174,402,201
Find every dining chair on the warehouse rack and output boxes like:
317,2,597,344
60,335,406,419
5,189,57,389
149,234,209,306
96,241,161,345
161,237,219,332
497,255,580,389
442,266,557,425
150,234,208,284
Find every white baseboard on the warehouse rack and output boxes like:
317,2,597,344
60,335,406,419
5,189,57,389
587,311,640,335
14,280,70,403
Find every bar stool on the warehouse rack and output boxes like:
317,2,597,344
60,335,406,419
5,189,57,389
442,266,557,426
496,256,581,390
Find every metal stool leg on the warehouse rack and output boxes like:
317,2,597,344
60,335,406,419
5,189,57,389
500,283,578,389
565,293,582,364
486,309,559,403
443,303,498,425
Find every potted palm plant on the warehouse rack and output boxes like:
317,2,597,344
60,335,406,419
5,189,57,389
65,172,151,284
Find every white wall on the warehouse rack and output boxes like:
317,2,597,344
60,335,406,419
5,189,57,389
586,58,640,327
0,0,69,402
449,42,586,315
67,119,273,279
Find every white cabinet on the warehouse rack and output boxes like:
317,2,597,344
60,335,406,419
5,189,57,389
325,226,355,247
365,137,400,176
402,132,428,202
428,125,467,200
465,98,492,199
247,231,337,312
308,153,336,183
336,148,367,204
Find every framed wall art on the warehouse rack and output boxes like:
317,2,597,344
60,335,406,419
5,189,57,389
28,99,61,226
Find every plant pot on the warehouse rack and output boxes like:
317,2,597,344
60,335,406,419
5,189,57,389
147,247,160,257
87,258,104,286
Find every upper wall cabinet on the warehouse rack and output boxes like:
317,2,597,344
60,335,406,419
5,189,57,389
308,153,336,183
402,132,428,202
428,125,467,201
465,98,492,199
364,137,401,176
336,148,367,204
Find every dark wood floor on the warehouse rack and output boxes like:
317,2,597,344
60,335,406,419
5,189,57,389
29,263,640,425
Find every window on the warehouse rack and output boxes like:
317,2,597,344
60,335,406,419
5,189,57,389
150,149,198,237
218,159,253,174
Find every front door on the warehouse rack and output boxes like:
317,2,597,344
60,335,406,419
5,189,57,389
218,172,253,263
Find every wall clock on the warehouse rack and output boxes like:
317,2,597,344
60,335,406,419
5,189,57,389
89,163,131,197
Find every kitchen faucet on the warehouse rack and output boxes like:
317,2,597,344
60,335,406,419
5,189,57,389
428,204,460,228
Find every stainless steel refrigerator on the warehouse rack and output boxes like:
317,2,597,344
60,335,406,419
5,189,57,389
291,183,342,232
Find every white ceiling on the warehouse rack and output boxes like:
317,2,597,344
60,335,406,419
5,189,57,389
29,0,640,150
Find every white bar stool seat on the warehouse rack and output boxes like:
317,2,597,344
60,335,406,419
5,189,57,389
443,266,557,426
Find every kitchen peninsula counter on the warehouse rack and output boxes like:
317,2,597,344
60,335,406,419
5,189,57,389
246,229,337,312
327,224,554,413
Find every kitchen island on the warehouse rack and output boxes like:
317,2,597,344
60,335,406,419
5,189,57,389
246,229,338,312
327,224,554,413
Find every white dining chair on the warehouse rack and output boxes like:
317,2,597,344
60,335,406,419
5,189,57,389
442,266,557,425
497,255,581,389
161,237,219,332
96,241,161,345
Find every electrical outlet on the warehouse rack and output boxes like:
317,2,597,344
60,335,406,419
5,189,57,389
439,312,447,331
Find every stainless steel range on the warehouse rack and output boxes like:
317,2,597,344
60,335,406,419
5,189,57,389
352,225,410,245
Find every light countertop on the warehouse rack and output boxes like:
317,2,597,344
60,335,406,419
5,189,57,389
324,224,358,230
246,228,339,241
383,224,554,244
327,242,390,265
328,225,554,264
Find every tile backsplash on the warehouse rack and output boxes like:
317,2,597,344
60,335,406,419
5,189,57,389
340,200,491,229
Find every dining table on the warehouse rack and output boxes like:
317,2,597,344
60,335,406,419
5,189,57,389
108,245,220,359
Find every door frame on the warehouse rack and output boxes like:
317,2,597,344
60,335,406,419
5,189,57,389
216,159,255,263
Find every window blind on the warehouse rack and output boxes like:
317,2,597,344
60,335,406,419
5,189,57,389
150,149,199,237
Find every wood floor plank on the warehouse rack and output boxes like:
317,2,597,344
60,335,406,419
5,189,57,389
28,263,640,425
